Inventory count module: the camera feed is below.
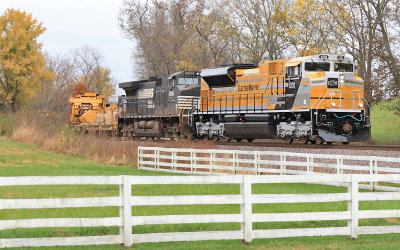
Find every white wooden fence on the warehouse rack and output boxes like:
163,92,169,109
1,175,400,248
138,146,400,191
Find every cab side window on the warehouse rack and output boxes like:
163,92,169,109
286,65,301,77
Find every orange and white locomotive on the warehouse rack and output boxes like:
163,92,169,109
193,54,370,144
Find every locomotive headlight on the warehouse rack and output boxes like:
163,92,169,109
331,102,336,107
358,103,363,108
340,75,345,84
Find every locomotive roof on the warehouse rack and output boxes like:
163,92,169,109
284,56,311,67
284,55,353,67
119,79,151,90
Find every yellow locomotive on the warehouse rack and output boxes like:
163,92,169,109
194,54,370,144
69,92,118,134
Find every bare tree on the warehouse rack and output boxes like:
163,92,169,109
71,45,103,90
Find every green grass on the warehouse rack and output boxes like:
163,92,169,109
1,137,400,249
371,99,400,145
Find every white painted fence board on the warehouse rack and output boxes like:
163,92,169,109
139,161,156,165
375,157,400,163
358,209,400,219
359,226,400,235
140,153,158,158
359,192,400,201
0,176,122,186
139,167,167,172
252,227,350,239
253,211,350,222
132,195,242,206
132,230,243,244
0,197,121,209
0,235,122,248
0,217,121,230
337,165,370,172
129,175,242,184
133,214,242,225
251,174,352,183
257,169,283,174
376,167,400,173
252,193,349,203
368,185,400,192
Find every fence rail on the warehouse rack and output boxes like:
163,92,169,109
1,174,400,248
138,146,400,191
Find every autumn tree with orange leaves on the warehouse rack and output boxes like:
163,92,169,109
71,82,89,97
0,9,52,113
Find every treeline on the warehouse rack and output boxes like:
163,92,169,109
0,9,115,117
119,0,400,104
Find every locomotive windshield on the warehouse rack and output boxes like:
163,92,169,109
305,62,330,72
334,63,353,72
178,77,199,85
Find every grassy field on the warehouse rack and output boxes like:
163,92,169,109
1,138,400,249
371,99,400,145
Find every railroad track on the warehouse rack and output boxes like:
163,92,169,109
120,136,400,152
214,140,400,151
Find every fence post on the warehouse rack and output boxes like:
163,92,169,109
172,151,176,172
119,177,124,244
210,151,215,175
369,157,378,190
137,147,142,170
234,152,238,174
372,158,377,190
347,175,359,239
254,152,258,175
190,150,194,174
280,153,286,175
155,148,159,171
336,157,339,175
336,157,343,175
241,175,252,243
122,175,132,246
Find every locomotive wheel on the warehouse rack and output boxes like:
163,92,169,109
236,138,242,142
315,137,324,144
247,138,254,142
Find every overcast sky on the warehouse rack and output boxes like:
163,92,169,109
1,0,136,94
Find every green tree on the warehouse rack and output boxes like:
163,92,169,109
0,8,52,113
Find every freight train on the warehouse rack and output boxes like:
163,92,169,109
85,54,370,144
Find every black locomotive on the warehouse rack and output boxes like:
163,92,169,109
118,71,201,139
